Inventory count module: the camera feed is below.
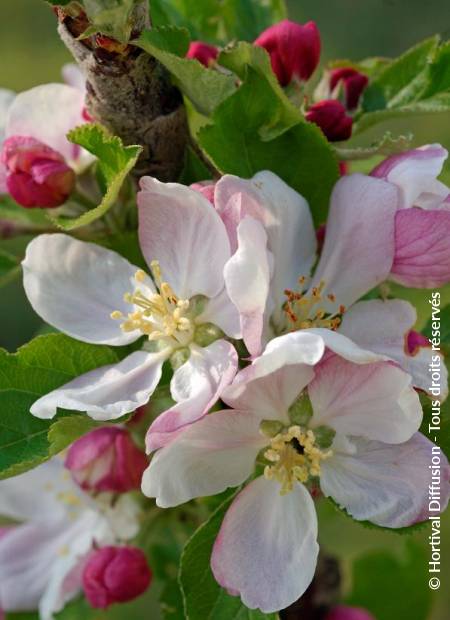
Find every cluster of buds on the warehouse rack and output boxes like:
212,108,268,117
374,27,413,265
185,19,368,143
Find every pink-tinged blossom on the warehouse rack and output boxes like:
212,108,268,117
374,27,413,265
255,20,321,85
0,459,140,620
83,546,152,608
211,170,448,397
371,144,450,287
326,606,376,620
306,100,353,142
340,299,448,401
65,427,148,493
23,177,242,448
143,330,444,613
186,42,219,67
2,136,75,208
329,68,369,110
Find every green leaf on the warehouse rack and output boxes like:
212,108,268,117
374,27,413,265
334,131,413,161
49,124,142,231
179,490,278,619
355,36,450,134
0,334,129,479
83,0,141,43
345,542,432,620
219,42,299,140
137,27,236,116
150,0,287,44
198,67,339,225
0,248,20,287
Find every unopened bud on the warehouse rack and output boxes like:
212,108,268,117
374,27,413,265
1,136,75,208
306,100,353,142
254,19,321,86
65,427,147,493
329,68,368,110
407,330,430,355
187,42,219,67
326,606,376,620
83,546,152,609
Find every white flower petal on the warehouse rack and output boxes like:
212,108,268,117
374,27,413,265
339,299,448,399
311,174,398,312
22,234,148,345
138,176,231,299
224,217,272,356
308,354,422,443
371,144,449,209
222,331,325,421
0,459,84,523
31,350,166,421
142,410,265,507
321,433,450,527
215,171,317,318
211,477,319,613
5,84,86,165
307,327,386,364
146,340,238,451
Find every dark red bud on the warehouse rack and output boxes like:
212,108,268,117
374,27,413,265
186,42,219,67
330,67,368,110
326,605,376,620
407,330,430,355
306,100,353,142
254,19,321,85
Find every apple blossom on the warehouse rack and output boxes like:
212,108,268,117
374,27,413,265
186,41,219,67
0,458,140,620
82,546,152,608
255,20,321,85
23,177,241,446
306,100,353,142
65,426,148,493
0,83,92,207
212,170,448,398
143,329,445,612
371,144,450,287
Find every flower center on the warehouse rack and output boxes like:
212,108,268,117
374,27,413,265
284,277,345,331
111,261,194,346
263,425,332,495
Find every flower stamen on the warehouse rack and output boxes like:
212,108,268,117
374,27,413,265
284,277,345,331
110,262,194,345
263,425,332,494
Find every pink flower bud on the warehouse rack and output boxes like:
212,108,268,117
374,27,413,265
83,546,152,608
306,100,353,142
326,606,376,620
254,20,321,85
407,330,430,355
187,42,219,67
65,427,148,493
329,68,368,110
1,136,75,208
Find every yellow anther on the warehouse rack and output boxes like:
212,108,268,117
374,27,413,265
263,425,332,495
112,262,194,346
135,270,147,283
284,276,345,332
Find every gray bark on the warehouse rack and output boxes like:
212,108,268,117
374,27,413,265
57,12,188,182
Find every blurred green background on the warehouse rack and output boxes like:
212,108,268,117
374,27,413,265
0,2,449,619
